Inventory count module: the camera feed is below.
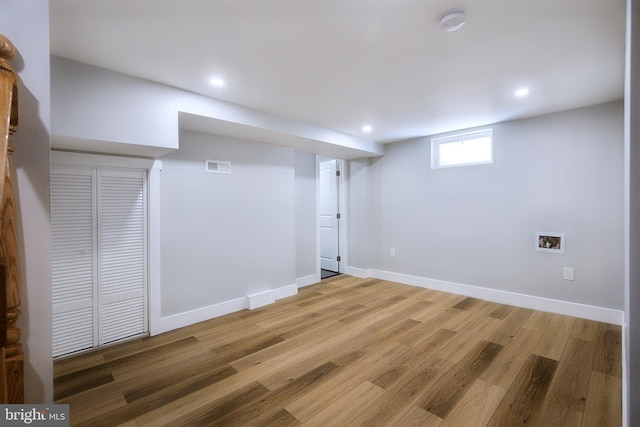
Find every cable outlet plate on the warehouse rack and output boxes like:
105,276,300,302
563,267,574,281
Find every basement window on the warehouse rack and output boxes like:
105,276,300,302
431,129,493,169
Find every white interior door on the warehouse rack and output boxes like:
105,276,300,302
319,158,339,272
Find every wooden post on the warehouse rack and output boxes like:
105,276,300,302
0,33,23,404
0,265,7,403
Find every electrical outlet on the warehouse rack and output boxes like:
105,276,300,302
390,248,396,257
563,267,574,281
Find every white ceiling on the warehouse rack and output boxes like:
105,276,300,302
49,0,626,145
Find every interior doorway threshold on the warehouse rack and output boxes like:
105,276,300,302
321,269,341,280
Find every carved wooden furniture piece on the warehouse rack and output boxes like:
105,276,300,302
0,33,23,404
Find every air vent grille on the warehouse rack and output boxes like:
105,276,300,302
205,159,231,174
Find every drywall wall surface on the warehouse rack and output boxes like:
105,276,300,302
50,57,383,158
362,101,624,309
51,56,179,151
159,130,296,316
1,0,54,402
295,152,317,279
627,0,640,423
347,158,372,270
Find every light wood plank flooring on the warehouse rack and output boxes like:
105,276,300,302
54,275,622,426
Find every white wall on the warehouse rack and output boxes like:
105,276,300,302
0,0,53,402
51,56,178,154
351,101,624,311
295,152,317,282
159,130,296,317
347,158,372,270
626,0,640,423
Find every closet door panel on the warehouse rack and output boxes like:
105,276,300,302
51,168,97,357
52,307,94,358
97,169,148,345
101,297,146,344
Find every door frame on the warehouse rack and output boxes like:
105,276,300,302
316,156,348,276
50,150,162,336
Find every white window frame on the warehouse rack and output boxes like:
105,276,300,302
431,128,493,169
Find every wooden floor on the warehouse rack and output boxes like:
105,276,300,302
54,275,622,426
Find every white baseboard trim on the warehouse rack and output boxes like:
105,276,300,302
273,283,298,300
297,274,320,288
155,296,248,335
366,268,624,325
153,268,623,335
154,283,299,335
346,266,371,278
247,290,276,309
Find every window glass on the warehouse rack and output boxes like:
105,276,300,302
431,129,493,168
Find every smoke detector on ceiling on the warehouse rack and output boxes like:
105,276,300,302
439,9,466,32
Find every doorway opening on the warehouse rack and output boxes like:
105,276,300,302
318,156,345,280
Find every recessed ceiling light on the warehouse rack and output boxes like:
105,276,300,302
210,77,225,87
515,88,530,97
362,125,372,133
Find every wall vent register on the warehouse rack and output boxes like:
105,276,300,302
205,159,231,174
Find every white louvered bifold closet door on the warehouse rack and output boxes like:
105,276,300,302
51,167,148,357
97,169,148,345
51,168,97,357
